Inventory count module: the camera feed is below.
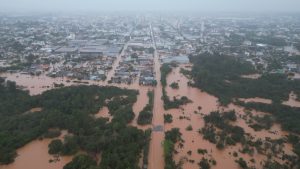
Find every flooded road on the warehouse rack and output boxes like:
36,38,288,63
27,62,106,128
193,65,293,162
148,23,165,169
105,43,128,83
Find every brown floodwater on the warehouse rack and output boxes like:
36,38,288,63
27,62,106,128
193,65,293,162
94,107,112,122
282,92,300,108
0,61,296,169
240,74,262,79
164,65,294,169
2,131,72,169
1,73,71,95
148,50,165,169
238,97,272,104
24,107,43,115
0,72,143,96
130,86,152,130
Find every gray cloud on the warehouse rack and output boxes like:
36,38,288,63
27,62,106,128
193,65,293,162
1,0,300,13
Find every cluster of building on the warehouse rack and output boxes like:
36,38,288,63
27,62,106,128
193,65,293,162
0,15,132,81
49,39,123,80
173,16,300,75
152,20,191,64
110,23,156,85
1,14,300,82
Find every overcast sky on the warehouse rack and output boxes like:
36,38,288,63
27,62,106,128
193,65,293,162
1,0,300,13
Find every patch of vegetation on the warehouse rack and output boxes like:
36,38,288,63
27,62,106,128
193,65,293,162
186,125,193,131
170,82,179,89
248,115,274,131
235,158,248,169
162,88,192,110
164,128,182,169
142,129,152,169
161,64,173,88
200,111,245,148
43,129,61,138
63,154,96,169
48,139,63,155
263,161,289,169
189,53,300,105
164,114,173,123
197,149,207,155
180,68,191,79
238,102,300,134
137,91,154,125
198,158,210,169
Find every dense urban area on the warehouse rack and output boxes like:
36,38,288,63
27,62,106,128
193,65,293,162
1,13,300,169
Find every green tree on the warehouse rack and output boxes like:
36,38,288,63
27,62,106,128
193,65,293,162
63,155,96,169
48,139,63,154
199,158,210,169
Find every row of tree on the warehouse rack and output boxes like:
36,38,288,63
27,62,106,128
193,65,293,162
137,91,154,125
164,128,182,169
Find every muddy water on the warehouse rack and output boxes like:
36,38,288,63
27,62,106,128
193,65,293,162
1,73,70,95
224,104,285,139
238,97,272,104
164,66,294,169
283,92,300,108
1,64,296,169
24,107,43,115
165,66,225,169
240,74,262,79
2,131,72,169
1,57,297,169
0,72,140,96
148,46,165,169
94,107,112,122
130,86,152,130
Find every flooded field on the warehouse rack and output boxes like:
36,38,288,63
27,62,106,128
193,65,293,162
1,73,71,95
2,131,72,169
163,65,295,169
